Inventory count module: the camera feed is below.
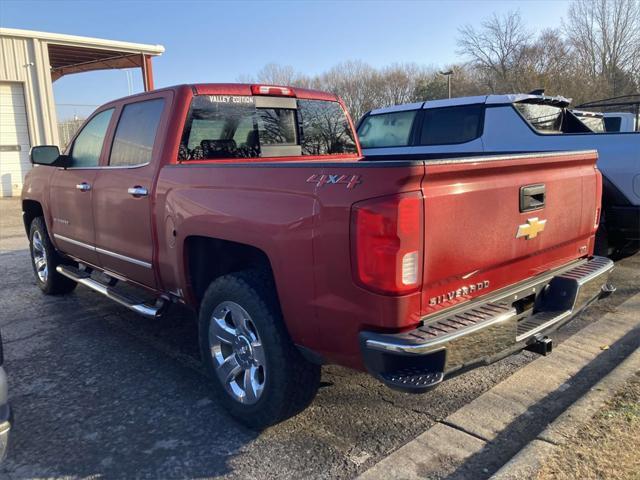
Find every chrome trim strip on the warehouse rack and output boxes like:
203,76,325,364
62,162,151,171
426,150,598,166
95,247,152,269
54,234,152,269
53,233,95,251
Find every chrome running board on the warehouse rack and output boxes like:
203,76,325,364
56,265,166,318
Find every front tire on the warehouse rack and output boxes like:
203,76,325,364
29,217,77,295
199,269,320,429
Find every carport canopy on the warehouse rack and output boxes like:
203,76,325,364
3,28,165,91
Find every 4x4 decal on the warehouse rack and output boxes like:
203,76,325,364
306,174,362,189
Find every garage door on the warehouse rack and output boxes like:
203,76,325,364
0,83,32,197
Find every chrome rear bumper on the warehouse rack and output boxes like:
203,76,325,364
360,256,614,392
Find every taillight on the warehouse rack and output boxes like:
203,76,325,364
250,85,296,97
351,192,423,295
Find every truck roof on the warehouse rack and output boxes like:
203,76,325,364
98,83,341,107
368,93,572,116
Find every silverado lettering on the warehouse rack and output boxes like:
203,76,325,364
429,280,490,306
22,83,613,428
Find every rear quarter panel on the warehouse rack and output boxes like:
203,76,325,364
155,161,425,369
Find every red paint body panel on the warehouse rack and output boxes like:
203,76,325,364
420,152,600,316
21,84,602,373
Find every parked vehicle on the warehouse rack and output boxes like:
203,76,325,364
602,112,639,133
23,84,614,427
357,93,640,255
0,329,10,462
576,95,640,133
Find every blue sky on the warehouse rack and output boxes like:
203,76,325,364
1,0,570,120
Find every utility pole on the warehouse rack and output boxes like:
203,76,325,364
439,70,454,99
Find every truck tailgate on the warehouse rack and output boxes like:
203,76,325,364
421,150,601,316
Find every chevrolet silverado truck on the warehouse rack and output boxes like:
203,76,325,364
357,93,640,255
22,84,614,428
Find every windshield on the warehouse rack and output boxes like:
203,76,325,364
179,95,357,160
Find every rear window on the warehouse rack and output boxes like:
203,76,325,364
420,105,483,145
110,98,165,166
298,99,357,155
357,110,417,148
178,95,357,161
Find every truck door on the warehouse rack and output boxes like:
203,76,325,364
92,95,168,288
49,108,114,266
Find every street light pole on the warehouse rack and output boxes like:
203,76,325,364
439,70,454,99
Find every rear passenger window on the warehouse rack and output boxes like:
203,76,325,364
420,105,483,145
70,109,114,167
357,111,417,148
109,98,165,167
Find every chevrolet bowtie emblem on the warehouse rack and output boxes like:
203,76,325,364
516,217,547,239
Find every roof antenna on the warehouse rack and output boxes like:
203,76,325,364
529,88,545,96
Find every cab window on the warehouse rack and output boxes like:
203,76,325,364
70,109,114,167
109,98,165,167
298,100,357,155
357,110,417,148
180,97,260,160
419,105,483,145
179,95,357,160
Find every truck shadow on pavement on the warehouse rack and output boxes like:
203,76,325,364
0,254,259,478
445,325,640,480
1,244,638,479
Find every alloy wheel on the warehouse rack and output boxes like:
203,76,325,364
209,301,266,404
32,230,48,283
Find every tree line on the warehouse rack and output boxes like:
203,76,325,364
241,0,640,121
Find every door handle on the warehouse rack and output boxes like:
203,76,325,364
76,182,91,192
127,186,148,197
520,184,545,212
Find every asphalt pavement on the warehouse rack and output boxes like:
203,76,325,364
1,198,638,480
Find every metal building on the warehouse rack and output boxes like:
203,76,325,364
0,28,164,196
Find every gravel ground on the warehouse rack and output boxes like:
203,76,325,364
0,197,638,480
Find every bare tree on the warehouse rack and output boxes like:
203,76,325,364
565,0,640,96
457,11,531,92
240,63,310,87
316,60,381,121
377,63,425,105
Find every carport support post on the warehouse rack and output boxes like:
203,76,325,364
141,54,154,91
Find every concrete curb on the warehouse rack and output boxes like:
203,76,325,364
491,345,640,479
357,293,640,480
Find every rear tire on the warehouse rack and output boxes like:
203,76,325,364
199,269,320,429
594,223,613,257
29,217,77,295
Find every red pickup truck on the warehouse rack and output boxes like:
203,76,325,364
22,84,614,427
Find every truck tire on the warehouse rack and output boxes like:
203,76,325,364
198,269,320,428
594,223,612,257
29,217,77,295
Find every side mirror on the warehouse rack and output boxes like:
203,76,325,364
30,146,71,168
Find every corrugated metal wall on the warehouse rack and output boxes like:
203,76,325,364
0,34,59,196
